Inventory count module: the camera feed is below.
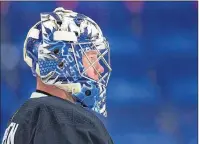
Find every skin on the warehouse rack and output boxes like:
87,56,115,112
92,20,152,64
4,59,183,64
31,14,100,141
36,50,104,102
82,50,104,81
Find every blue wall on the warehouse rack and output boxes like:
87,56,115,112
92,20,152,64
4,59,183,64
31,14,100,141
1,2,198,144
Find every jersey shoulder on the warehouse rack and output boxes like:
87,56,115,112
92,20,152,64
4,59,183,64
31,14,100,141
3,94,113,144
33,96,103,128
12,94,104,130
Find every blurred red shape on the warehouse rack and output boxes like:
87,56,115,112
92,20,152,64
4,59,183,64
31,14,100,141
0,1,11,16
124,1,144,14
56,1,78,11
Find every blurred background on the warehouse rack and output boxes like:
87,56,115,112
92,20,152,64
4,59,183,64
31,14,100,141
0,1,198,144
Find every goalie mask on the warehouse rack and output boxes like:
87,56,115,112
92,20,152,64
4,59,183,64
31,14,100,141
23,7,112,117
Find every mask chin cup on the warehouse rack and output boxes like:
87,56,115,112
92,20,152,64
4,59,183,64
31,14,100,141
56,83,81,94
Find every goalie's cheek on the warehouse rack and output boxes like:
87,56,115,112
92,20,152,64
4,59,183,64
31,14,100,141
82,62,98,80
84,66,99,80
87,68,98,80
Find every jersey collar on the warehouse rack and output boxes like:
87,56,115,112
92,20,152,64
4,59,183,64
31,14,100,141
30,90,52,98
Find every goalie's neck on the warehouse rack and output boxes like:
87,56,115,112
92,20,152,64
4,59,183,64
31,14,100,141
36,77,75,103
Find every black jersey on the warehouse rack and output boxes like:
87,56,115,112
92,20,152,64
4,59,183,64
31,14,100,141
2,91,114,144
